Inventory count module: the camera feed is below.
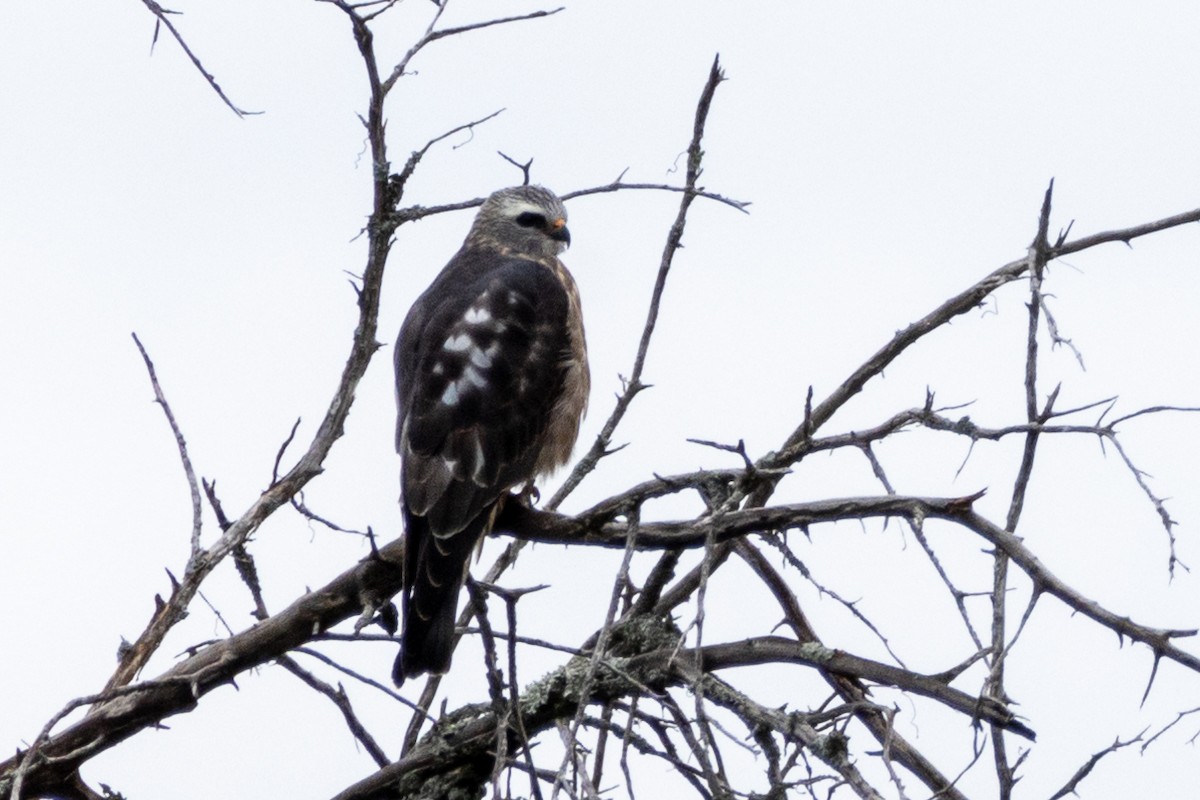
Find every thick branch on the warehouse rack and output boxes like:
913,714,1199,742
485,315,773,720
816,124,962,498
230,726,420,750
690,638,1033,740
497,496,1200,675
498,492,983,549
0,544,405,797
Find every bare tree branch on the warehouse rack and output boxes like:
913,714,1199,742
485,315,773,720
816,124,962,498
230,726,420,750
549,54,729,508
137,0,260,116
9,5,1200,800
1047,733,1144,800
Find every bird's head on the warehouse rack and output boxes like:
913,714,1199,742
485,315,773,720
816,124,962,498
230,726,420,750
468,185,571,258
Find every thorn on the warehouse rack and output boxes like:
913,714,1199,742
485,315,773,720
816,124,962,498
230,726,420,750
1140,653,1162,707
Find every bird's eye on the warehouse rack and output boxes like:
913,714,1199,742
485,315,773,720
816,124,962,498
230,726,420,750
516,211,546,229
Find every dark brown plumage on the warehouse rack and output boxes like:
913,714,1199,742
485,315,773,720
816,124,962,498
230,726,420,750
393,185,588,685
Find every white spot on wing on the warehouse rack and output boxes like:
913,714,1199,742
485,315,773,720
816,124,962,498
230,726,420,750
444,332,472,352
462,366,488,389
464,306,491,324
469,348,492,369
440,383,460,406
471,436,486,482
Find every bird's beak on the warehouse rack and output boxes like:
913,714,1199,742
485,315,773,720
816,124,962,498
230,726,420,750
550,217,571,247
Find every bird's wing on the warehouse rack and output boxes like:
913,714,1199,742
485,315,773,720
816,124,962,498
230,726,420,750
396,252,573,537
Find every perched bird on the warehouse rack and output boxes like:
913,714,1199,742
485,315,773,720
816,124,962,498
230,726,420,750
392,185,589,685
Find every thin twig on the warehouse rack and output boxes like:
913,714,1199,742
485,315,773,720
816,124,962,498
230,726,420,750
1046,733,1144,800
138,0,260,116
132,333,204,558
380,6,565,95
548,55,728,510
989,181,1056,798
279,655,391,767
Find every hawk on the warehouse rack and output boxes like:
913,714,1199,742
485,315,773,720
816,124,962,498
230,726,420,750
392,185,589,685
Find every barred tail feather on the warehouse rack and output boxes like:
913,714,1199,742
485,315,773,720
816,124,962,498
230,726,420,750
392,512,488,686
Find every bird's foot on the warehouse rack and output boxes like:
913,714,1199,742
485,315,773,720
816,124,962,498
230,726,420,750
514,482,541,507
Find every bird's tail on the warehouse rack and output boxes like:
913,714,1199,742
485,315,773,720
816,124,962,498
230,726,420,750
392,511,488,686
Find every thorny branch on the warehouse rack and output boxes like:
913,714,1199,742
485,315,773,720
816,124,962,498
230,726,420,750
8,2,1200,800
357,182,1197,800
1046,734,1144,800
988,180,1056,799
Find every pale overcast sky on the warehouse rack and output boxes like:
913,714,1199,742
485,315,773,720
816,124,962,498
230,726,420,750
3,2,1200,798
